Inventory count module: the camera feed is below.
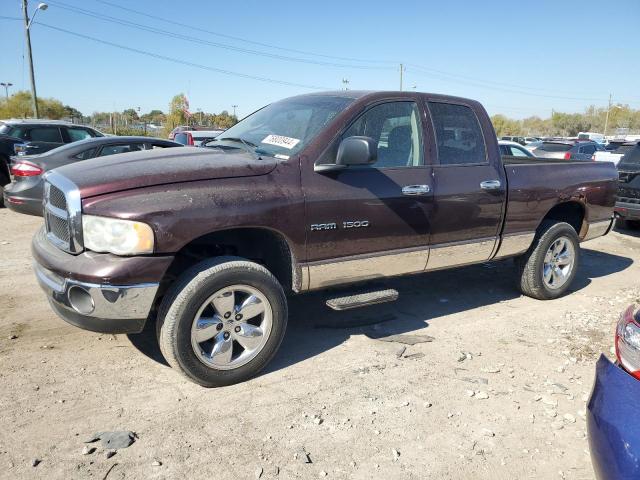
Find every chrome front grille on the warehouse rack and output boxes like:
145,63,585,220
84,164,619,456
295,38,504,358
43,172,83,253
48,185,67,210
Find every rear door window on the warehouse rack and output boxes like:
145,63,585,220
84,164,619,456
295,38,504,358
428,102,486,165
28,127,63,142
66,127,94,142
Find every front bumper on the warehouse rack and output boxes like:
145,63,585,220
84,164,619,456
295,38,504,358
587,355,640,480
615,201,640,221
32,227,173,334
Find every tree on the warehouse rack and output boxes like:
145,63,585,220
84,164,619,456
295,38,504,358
141,109,165,125
164,93,189,136
0,90,69,119
122,108,139,125
490,114,521,137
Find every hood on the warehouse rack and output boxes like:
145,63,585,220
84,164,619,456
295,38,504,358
54,147,278,198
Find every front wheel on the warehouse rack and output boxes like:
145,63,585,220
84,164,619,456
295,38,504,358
516,221,580,300
157,257,288,387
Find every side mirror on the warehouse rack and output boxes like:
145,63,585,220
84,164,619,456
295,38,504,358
314,136,377,172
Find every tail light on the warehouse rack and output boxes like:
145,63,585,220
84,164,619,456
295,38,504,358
615,305,640,380
11,161,43,177
186,132,194,146
591,154,596,161
563,152,572,160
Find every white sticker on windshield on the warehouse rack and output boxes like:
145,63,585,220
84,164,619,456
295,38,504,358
261,134,300,150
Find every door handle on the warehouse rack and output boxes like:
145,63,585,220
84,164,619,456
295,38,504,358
480,180,501,190
402,185,430,196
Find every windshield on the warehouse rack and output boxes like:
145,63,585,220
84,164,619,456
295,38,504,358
0,124,15,136
212,95,354,158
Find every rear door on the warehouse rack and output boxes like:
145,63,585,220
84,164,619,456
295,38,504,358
426,100,506,269
303,99,435,288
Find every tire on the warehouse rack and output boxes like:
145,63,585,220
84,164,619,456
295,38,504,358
157,256,288,387
0,173,8,209
516,221,580,300
616,218,640,230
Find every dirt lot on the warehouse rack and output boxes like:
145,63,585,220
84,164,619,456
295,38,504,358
0,209,637,480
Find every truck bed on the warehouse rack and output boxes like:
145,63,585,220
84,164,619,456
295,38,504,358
501,158,618,239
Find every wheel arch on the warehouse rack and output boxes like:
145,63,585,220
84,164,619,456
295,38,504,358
537,200,587,239
158,227,300,302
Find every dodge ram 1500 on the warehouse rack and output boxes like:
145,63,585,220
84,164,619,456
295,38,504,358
31,91,617,386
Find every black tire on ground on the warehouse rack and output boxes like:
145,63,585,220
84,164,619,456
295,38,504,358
616,217,640,230
157,256,288,387
0,174,8,209
516,221,580,300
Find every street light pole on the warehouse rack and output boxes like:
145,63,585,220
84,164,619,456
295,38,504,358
232,105,238,118
0,82,12,99
22,1,47,118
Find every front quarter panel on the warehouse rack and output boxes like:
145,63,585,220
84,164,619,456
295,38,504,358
81,160,306,261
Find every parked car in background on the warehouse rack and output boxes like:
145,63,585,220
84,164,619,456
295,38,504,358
168,125,195,140
613,142,640,228
587,305,640,480
3,136,181,216
498,140,535,157
30,90,616,386
530,140,604,161
0,120,103,206
500,136,540,145
594,141,638,166
578,132,605,144
174,129,224,147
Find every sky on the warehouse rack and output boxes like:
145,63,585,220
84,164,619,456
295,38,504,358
1,0,639,119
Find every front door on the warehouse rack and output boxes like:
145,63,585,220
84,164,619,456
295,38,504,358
425,100,506,269
302,100,435,289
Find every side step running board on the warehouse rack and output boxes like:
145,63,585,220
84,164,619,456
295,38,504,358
325,288,399,311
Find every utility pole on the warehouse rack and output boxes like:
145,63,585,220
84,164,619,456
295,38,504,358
603,93,612,137
399,63,404,91
232,104,238,118
341,78,349,90
0,82,13,99
22,0,46,118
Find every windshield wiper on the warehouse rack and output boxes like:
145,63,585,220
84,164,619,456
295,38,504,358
212,137,261,159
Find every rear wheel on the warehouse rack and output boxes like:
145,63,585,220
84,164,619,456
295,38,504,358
157,256,288,387
517,221,579,300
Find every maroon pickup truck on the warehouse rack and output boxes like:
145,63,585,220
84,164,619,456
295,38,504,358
31,91,617,386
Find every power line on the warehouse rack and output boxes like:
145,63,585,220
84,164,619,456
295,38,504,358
34,21,330,90
405,65,610,102
92,0,397,66
46,0,394,70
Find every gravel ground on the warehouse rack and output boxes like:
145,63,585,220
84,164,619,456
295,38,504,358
0,208,637,480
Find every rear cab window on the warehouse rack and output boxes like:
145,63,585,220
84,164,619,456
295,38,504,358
427,102,487,165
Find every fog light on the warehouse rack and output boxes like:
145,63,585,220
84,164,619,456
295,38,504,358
68,286,95,315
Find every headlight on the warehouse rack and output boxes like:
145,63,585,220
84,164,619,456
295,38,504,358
82,215,154,255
